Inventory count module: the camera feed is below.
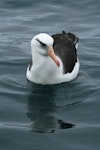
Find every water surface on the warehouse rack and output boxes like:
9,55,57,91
0,0,100,150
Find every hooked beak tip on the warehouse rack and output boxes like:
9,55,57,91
48,46,60,67
56,60,60,67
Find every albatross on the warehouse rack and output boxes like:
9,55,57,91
26,31,80,85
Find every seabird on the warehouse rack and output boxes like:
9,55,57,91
26,31,80,85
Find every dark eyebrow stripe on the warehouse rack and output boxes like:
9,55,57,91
36,38,46,46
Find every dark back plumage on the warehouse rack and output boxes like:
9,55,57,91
52,31,79,73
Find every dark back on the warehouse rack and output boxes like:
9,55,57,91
52,31,79,73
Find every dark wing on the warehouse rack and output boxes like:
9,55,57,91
52,31,79,74
28,60,32,71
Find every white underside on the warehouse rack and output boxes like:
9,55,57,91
26,56,80,85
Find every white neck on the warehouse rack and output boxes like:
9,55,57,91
30,46,63,84
31,46,48,68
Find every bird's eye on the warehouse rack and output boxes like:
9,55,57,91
36,39,47,47
41,42,46,47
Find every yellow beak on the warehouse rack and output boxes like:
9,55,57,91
48,46,60,67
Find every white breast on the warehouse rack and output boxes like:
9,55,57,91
26,56,63,84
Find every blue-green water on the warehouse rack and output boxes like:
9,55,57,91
0,0,100,149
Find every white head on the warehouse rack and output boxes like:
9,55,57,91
31,33,60,67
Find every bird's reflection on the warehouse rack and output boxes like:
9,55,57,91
27,84,74,133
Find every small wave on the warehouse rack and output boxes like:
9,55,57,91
0,122,29,130
0,0,35,8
